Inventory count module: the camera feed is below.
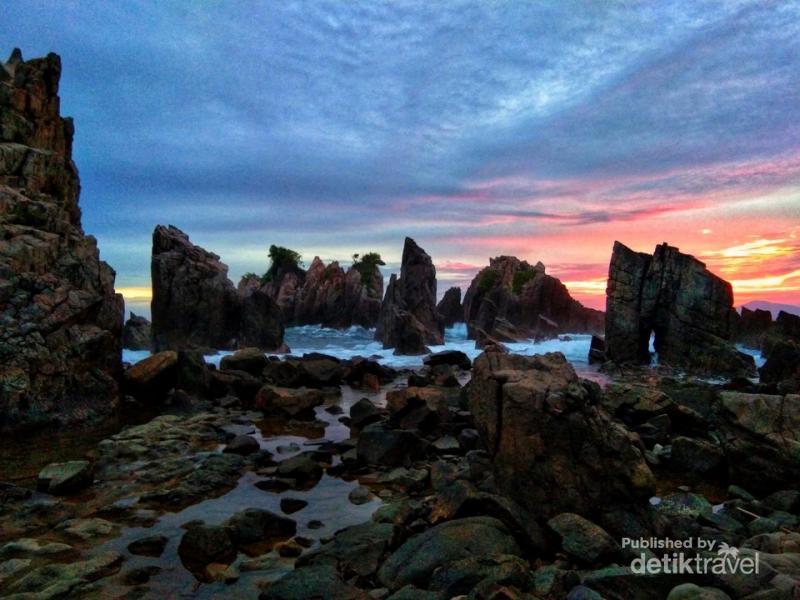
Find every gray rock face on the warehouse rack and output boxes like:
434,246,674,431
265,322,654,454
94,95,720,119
0,49,124,433
122,312,151,350
463,256,603,345
437,286,463,327
468,350,655,519
375,238,444,354
604,241,755,377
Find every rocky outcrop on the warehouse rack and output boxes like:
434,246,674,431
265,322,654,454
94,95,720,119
342,261,383,327
237,275,285,351
291,257,383,327
436,286,463,327
122,312,151,350
604,241,755,377
468,350,655,519
151,225,240,351
151,225,285,351
243,255,383,329
759,340,800,393
0,49,124,432
375,238,444,354
463,256,603,345
736,307,773,348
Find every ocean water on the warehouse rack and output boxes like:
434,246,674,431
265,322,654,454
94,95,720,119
123,323,599,374
122,324,767,381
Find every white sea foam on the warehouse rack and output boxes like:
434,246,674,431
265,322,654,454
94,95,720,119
123,323,598,374
122,323,764,380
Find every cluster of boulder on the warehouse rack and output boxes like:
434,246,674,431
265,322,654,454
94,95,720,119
463,255,604,346
600,242,757,377
0,49,124,433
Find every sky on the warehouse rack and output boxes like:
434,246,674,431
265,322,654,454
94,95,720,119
3,1,799,315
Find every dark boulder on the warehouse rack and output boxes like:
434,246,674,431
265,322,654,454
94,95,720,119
377,516,521,591
123,351,178,403
759,339,800,392
375,238,444,354
349,397,382,429
468,350,655,519
260,564,366,600
262,355,345,388
298,521,395,579
604,241,755,377
255,385,325,419
424,350,471,370
127,535,168,558
588,335,606,364
437,286,463,327
547,513,618,563
220,347,268,376
343,357,397,389
177,523,236,575
356,422,427,466
223,507,296,547
223,435,260,455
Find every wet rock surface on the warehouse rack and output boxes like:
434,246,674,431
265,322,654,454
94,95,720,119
3,342,800,599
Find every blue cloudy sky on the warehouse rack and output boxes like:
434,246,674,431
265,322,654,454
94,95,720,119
3,1,799,313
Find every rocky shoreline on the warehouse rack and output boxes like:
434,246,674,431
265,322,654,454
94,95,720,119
2,349,800,599
2,49,800,600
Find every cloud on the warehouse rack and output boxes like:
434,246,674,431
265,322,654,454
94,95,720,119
1,1,798,307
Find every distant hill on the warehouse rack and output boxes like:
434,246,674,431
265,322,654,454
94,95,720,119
739,300,800,318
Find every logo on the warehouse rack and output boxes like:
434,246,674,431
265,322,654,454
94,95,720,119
623,537,760,575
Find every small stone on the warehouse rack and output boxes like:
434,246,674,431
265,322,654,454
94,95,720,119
127,535,168,557
58,518,116,540
280,497,308,514
348,485,372,505
547,513,618,563
276,539,304,557
432,435,460,453
223,434,260,455
307,520,324,530
37,461,94,495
